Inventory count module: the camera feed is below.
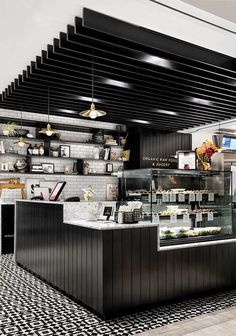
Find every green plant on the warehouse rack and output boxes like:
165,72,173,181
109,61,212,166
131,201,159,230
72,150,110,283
2,122,17,136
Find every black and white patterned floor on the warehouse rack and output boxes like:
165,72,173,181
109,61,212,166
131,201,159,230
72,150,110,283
1,254,236,336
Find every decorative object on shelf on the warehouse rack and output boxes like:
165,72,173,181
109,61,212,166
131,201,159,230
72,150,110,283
120,137,126,146
0,177,26,199
106,163,113,173
82,185,95,201
106,183,117,201
83,161,89,175
1,122,17,136
14,159,27,173
25,178,45,199
105,136,117,146
26,132,34,138
31,164,43,173
14,107,30,147
91,129,105,144
33,187,50,200
93,146,100,159
104,147,110,160
15,128,29,136
42,163,54,174
39,143,45,156
60,145,70,158
196,139,219,170
122,149,130,161
88,168,97,174
1,163,9,172
0,140,5,153
39,181,58,195
177,150,196,170
39,88,57,136
50,146,59,157
75,159,84,175
64,165,73,174
27,144,33,155
32,144,39,155
79,55,106,119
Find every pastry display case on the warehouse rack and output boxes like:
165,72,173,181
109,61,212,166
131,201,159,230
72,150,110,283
118,169,233,248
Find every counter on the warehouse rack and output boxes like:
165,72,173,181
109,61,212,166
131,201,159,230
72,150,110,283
15,200,236,319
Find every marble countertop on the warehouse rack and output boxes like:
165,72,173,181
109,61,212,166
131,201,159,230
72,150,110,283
64,219,159,230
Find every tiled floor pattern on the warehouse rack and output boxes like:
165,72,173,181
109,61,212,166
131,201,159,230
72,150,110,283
1,254,236,336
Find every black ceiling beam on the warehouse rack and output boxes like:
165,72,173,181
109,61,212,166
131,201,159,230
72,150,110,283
82,9,236,73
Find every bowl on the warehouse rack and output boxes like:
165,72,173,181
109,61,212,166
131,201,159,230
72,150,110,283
16,129,29,136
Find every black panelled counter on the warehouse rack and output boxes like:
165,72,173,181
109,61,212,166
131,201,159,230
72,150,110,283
15,200,236,319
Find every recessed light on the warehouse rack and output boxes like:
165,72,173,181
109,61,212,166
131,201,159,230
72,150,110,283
142,55,172,68
157,109,178,116
104,78,131,89
190,97,212,106
130,119,150,124
76,96,103,103
58,109,76,114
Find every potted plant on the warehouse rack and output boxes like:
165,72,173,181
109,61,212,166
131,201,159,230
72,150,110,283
2,122,17,136
50,146,59,157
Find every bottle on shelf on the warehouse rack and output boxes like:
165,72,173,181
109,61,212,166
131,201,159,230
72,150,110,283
27,144,33,155
32,144,39,155
39,143,44,156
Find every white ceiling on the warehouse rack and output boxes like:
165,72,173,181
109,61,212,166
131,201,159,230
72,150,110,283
1,0,236,94
181,0,236,24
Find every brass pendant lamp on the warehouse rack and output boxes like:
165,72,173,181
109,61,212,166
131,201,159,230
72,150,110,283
39,88,57,136
79,55,106,119
14,106,29,147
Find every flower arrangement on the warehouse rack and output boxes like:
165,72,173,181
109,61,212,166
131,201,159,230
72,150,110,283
196,139,219,170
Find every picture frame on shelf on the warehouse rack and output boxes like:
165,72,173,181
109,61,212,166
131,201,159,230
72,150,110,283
106,183,118,201
60,145,70,158
42,163,54,174
1,162,9,172
31,164,43,173
25,178,45,199
177,150,196,170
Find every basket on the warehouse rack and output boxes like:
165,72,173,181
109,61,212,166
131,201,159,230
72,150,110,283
115,209,141,224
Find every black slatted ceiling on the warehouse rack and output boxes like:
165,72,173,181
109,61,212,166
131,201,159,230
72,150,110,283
1,9,236,131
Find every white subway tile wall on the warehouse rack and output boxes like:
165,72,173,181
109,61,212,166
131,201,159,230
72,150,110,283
0,112,124,202
0,173,118,202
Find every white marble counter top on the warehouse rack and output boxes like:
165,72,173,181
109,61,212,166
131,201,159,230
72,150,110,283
64,219,158,230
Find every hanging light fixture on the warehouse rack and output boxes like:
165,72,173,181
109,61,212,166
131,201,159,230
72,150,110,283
39,88,57,136
80,54,106,119
14,106,29,147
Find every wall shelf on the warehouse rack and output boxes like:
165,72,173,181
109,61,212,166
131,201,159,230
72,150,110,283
0,153,124,163
0,171,118,177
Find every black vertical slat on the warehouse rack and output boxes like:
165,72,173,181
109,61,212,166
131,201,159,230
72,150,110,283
173,249,182,298
97,231,103,314
203,245,210,291
149,227,158,304
112,230,123,312
81,228,87,303
71,224,77,298
64,223,70,293
188,247,197,294
67,225,73,296
122,229,132,311
76,227,82,300
91,230,98,310
140,227,150,305
158,251,167,300
166,249,175,299
181,248,189,296
103,230,113,315
86,228,92,307
131,228,141,307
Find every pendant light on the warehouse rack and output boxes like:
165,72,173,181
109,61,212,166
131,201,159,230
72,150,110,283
14,106,29,147
79,54,106,119
39,88,57,136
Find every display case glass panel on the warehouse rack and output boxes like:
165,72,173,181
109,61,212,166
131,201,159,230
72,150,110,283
118,169,233,247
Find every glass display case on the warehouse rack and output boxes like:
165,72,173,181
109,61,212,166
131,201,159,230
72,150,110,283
118,169,234,247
